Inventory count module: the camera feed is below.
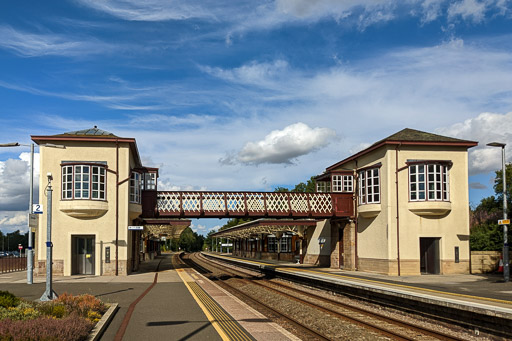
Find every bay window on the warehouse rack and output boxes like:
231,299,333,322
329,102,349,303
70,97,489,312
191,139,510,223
409,163,450,201
61,164,106,200
358,168,380,204
130,172,142,204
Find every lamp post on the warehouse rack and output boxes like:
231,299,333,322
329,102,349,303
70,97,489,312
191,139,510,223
487,142,509,282
40,172,57,301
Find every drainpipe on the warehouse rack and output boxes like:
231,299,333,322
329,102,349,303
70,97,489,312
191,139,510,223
396,144,401,276
354,160,358,270
115,139,119,276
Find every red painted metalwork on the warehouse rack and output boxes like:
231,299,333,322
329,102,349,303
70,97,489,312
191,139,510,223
142,191,354,219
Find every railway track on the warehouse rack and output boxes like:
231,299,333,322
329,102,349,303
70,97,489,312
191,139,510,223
184,252,470,341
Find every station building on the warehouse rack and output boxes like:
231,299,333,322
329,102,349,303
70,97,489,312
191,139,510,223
212,129,477,275
32,127,477,276
32,127,188,276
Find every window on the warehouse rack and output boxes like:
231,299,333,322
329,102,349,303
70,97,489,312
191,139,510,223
316,181,331,192
409,163,450,201
61,164,106,200
267,236,277,252
143,173,157,190
280,235,292,253
332,175,353,192
130,172,142,203
358,168,380,204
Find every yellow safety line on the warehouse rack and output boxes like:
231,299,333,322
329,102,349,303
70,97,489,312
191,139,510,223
211,254,512,306
189,283,250,340
278,267,512,306
175,267,252,341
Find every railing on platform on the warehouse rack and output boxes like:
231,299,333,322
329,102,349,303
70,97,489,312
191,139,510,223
0,255,27,274
147,191,353,218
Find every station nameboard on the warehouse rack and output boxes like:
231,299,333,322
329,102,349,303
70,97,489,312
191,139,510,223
128,225,144,230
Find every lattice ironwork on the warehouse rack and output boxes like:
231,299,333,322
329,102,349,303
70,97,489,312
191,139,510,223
266,192,290,213
202,192,225,212
290,193,309,213
246,193,265,212
155,191,351,218
309,193,333,213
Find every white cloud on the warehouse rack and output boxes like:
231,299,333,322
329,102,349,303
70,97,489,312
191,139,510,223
76,0,217,21
221,122,336,165
0,25,114,58
437,112,512,175
75,0,510,35
0,152,40,213
0,211,29,234
201,60,290,88
447,0,490,23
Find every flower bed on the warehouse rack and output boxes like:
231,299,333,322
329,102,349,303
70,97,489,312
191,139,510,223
0,291,107,341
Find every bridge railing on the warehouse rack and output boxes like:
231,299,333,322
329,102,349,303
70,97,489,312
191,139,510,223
147,191,353,218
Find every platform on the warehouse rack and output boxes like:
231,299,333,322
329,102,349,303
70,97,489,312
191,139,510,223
204,252,512,337
0,253,295,341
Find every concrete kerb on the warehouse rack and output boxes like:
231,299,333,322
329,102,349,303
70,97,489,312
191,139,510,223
87,303,119,341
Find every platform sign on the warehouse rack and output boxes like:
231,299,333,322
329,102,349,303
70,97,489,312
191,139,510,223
498,219,510,225
18,244,23,250
128,225,144,230
29,214,39,228
32,204,43,214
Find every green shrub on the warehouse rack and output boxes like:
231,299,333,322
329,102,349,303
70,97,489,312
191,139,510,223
38,302,68,319
0,302,41,321
0,291,20,309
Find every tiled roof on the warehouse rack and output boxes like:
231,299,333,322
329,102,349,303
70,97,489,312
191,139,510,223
61,126,116,137
378,128,472,144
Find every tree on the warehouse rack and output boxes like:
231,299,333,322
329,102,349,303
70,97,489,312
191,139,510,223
492,163,512,215
273,176,316,193
470,164,512,251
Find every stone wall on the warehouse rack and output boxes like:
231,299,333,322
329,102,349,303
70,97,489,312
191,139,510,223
470,251,511,274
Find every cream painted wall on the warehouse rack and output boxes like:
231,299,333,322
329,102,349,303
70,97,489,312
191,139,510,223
392,146,470,265
36,140,140,276
306,220,331,256
330,143,471,273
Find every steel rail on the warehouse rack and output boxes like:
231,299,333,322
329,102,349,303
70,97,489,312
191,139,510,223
184,253,330,341
193,252,466,341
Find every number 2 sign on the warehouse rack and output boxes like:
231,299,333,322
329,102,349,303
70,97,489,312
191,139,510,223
32,204,43,214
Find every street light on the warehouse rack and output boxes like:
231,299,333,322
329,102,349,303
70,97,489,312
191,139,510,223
487,142,509,282
40,172,57,301
0,142,65,284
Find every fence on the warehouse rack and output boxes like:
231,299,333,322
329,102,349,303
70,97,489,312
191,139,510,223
0,255,27,274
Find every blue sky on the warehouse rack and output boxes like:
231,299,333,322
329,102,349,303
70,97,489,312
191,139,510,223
1,0,512,235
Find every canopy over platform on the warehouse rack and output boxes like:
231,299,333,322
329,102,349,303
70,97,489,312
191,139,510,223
210,219,318,239
141,218,191,239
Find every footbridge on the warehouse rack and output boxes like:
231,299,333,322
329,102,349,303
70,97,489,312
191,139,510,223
142,191,354,219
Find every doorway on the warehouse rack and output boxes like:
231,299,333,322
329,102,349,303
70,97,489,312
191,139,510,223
71,235,95,275
420,237,440,274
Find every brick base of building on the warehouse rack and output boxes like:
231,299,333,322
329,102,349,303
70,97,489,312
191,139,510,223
358,258,470,275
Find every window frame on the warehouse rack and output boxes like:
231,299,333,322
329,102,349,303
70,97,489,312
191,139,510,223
280,235,292,253
409,162,450,202
130,171,142,204
61,163,107,201
358,167,380,205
